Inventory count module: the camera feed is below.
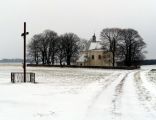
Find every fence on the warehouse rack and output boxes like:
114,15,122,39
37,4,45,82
11,72,35,83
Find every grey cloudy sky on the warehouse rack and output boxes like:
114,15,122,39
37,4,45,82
0,0,155,59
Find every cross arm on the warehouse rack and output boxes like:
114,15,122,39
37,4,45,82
21,32,29,37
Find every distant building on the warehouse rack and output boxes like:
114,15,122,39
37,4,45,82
76,34,113,66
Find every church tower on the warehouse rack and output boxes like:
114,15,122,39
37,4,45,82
92,33,96,42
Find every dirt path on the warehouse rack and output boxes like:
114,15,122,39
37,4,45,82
134,71,156,117
87,73,121,110
84,71,128,120
84,70,156,120
111,73,129,119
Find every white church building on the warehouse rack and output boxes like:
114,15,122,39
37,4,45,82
76,34,113,67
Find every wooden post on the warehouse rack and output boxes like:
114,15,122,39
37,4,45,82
21,22,29,83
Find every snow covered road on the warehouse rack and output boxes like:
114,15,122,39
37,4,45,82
0,64,156,120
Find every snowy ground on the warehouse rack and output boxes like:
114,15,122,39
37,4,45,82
0,64,156,120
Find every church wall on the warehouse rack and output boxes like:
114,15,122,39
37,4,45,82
86,50,113,66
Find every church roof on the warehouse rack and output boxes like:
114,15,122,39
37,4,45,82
88,41,103,50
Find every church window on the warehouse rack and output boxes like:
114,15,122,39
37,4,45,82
98,55,101,59
92,55,94,60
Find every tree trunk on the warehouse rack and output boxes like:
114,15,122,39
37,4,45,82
60,59,62,66
51,55,55,65
42,52,45,64
112,51,115,67
67,56,71,65
128,43,132,66
112,39,116,67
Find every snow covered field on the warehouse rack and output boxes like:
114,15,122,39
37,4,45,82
0,64,156,120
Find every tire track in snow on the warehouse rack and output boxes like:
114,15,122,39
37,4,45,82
87,73,121,110
111,72,129,119
146,70,156,87
84,71,129,120
134,71,156,116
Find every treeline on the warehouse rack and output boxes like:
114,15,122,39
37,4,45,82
140,60,156,65
27,30,86,65
0,59,23,63
28,28,146,67
100,28,146,67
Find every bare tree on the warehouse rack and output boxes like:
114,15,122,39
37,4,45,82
43,30,58,65
61,33,80,65
78,38,89,51
28,31,80,66
36,33,49,64
100,28,121,67
28,30,58,65
27,34,42,64
118,29,146,66
56,36,65,66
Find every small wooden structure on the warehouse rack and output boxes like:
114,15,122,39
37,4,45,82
11,72,35,83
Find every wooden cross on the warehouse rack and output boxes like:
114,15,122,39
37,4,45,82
21,22,29,83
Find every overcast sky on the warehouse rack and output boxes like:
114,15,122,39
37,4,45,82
0,0,155,59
